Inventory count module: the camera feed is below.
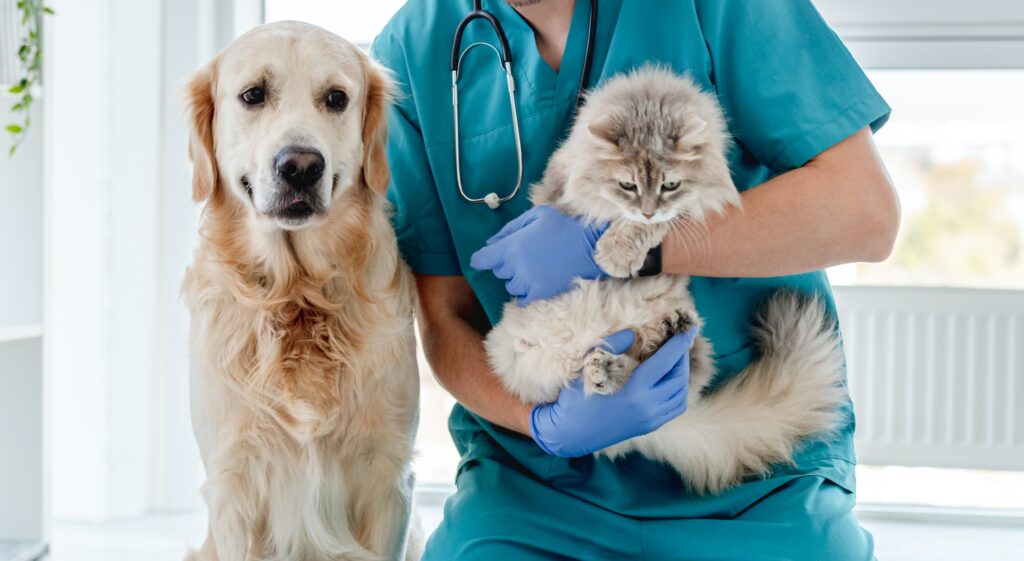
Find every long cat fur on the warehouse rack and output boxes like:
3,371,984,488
485,67,848,494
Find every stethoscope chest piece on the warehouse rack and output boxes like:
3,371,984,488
483,192,502,209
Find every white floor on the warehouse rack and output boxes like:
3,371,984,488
44,505,1024,561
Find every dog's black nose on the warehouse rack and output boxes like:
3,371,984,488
274,147,325,191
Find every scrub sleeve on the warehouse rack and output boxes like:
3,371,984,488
385,88,463,276
374,1,891,559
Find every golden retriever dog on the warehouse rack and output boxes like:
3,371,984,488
181,22,419,561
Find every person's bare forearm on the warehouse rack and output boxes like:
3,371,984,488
414,274,533,435
663,128,900,277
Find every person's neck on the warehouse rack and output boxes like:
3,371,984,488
512,0,576,73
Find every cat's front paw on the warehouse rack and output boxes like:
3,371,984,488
582,349,632,395
594,236,648,278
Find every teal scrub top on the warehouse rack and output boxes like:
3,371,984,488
372,0,890,517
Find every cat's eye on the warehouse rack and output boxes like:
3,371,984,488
661,180,682,192
618,181,638,192
240,87,265,106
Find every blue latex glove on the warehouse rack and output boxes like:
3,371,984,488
470,206,607,306
530,327,696,458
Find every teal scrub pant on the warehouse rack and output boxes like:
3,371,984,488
423,458,875,561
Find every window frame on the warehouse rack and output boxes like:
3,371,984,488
816,0,1024,69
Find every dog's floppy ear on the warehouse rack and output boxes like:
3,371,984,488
185,65,218,202
360,58,395,195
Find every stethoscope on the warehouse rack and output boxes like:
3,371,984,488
451,0,598,209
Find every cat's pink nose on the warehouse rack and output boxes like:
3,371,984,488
643,212,655,219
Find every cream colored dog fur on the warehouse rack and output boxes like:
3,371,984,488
182,22,419,561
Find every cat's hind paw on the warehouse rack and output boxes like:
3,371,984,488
664,308,700,337
582,349,632,395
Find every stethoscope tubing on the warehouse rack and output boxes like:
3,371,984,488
451,0,514,71
451,0,597,209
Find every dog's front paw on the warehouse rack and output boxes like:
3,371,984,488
582,349,631,395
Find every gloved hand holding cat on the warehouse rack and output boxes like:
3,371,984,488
470,205,608,306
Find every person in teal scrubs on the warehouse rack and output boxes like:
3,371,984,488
372,1,899,559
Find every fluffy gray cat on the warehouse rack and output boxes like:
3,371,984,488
485,67,848,494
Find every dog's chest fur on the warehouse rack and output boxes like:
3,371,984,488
186,246,416,441
184,220,419,559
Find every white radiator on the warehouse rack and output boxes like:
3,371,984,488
834,286,1024,471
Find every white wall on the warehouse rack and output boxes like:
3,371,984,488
47,0,162,521
0,101,43,327
0,18,46,539
0,46,45,543
45,0,261,522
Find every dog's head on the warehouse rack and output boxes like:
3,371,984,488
185,21,392,231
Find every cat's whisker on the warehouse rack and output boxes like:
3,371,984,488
689,219,712,256
676,213,712,257
665,217,690,257
670,215,709,262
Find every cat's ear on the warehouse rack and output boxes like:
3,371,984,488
672,113,708,145
671,113,710,160
587,114,622,147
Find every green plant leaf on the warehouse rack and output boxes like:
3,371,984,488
8,145,16,157
7,1,49,154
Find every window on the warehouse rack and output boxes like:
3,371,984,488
828,70,1024,289
818,0,1024,514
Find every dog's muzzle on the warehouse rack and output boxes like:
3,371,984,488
266,146,326,221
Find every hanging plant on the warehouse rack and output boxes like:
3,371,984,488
5,0,53,157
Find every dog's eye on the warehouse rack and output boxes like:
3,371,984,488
661,180,681,192
240,87,265,106
618,181,638,192
326,90,349,112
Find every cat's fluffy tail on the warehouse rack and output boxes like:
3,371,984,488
613,291,848,494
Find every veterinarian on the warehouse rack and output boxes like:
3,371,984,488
373,1,897,559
